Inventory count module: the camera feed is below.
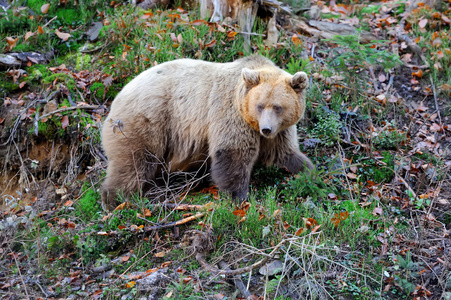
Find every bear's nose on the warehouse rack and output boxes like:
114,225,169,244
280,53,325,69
262,128,272,135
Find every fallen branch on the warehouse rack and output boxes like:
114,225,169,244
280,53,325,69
39,105,102,120
154,201,216,211
218,261,253,299
144,212,205,232
195,238,295,276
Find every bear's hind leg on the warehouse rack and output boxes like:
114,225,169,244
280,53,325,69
211,148,258,202
101,151,160,211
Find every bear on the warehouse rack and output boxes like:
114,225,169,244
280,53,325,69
101,55,314,211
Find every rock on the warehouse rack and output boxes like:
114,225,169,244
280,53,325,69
136,268,169,299
86,22,103,42
259,260,284,276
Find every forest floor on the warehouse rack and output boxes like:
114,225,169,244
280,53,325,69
0,0,450,299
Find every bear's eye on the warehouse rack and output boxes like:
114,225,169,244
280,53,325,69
273,105,283,113
257,104,264,112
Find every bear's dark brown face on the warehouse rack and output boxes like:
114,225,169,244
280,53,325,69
241,68,309,139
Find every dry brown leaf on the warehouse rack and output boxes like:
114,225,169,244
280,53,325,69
41,3,50,14
418,19,428,29
55,29,71,41
154,251,165,258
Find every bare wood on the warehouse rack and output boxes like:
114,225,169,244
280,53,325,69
195,238,293,276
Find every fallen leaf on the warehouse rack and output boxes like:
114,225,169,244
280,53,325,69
64,200,73,207
183,276,193,284
292,35,302,46
154,251,165,258
19,81,26,89
55,29,71,41
418,19,428,29
373,207,383,216
205,39,216,48
38,26,44,34
233,209,246,217
41,3,50,14
346,173,357,179
61,115,69,129
283,221,290,230
295,227,304,236
311,224,321,233
126,281,135,288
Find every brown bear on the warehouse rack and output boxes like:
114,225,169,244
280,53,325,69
101,55,314,210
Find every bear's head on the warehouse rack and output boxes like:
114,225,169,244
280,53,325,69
239,68,309,139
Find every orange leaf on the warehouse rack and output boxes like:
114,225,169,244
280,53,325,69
61,115,69,129
227,31,238,38
237,216,246,224
283,221,290,230
412,70,423,78
118,225,126,230
126,281,135,288
6,37,18,48
55,29,71,41
295,227,304,236
233,209,246,217
144,209,152,217
115,202,129,211
122,256,130,262
272,209,281,218
292,35,302,46
305,217,318,229
339,211,349,220
63,200,73,207
37,26,44,34
311,224,321,233
41,3,50,14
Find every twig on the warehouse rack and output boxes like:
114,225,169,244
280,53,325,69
144,212,205,232
39,105,101,120
218,261,253,299
9,249,30,299
195,238,296,276
429,74,441,124
43,16,57,28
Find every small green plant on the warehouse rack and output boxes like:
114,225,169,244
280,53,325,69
309,107,343,146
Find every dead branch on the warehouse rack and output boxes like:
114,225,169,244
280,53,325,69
195,238,295,276
39,105,102,120
218,261,253,299
153,202,216,211
144,212,205,232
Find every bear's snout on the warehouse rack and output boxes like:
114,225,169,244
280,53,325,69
261,127,272,135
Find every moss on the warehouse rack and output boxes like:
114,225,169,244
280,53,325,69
43,73,76,90
56,8,79,24
75,189,101,222
76,53,92,70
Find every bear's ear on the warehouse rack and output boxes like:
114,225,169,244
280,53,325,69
290,72,309,93
242,68,260,86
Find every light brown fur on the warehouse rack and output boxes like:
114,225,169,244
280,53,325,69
101,55,314,210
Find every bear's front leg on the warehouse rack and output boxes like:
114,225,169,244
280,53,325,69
282,150,314,174
211,148,259,202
